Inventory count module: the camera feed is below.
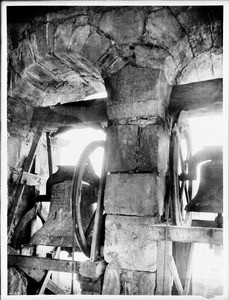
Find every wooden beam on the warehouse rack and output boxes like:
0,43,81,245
150,225,223,245
8,128,43,237
169,255,184,295
31,79,222,132
20,171,41,186
169,78,223,115
8,254,81,273
32,99,107,131
7,246,66,294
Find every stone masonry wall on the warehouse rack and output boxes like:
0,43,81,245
102,65,172,295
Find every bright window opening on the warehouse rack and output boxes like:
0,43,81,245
188,114,224,298
59,127,106,177
188,115,223,154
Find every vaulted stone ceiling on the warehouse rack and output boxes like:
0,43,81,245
7,6,223,108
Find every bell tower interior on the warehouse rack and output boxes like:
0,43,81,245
1,2,227,298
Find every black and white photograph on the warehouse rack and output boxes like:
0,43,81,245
1,1,228,299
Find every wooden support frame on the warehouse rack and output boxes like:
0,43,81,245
8,254,81,273
149,225,223,245
8,128,43,237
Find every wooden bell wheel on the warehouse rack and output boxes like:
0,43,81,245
71,140,105,257
170,111,193,226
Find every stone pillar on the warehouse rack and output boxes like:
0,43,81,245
102,65,173,295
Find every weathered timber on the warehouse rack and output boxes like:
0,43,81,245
153,225,223,245
191,219,217,228
183,243,195,295
169,78,222,115
38,247,61,294
155,241,172,295
7,246,66,294
46,132,53,176
20,171,41,186
8,128,43,237
169,255,184,295
46,280,68,295
32,99,107,131
29,79,222,131
8,254,81,273
13,205,38,249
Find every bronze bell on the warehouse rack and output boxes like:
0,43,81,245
29,164,97,248
185,146,223,214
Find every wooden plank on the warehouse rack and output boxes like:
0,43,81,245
8,128,43,237
7,247,67,294
169,78,222,115
46,132,53,176
150,225,223,245
20,171,41,186
155,240,173,295
38,247,61,294
13,205,38,249
32,99,107,131
169,255,184,295
8,254,81,273
191,220,217,228
184,243,195,295
46,279,68,295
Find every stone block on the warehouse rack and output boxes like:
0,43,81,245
134,45,177,84
99,7,146,44
104,215,158,272
144,8,185,49
106,125,138,172
121,269,156,295
82,32,111,64
138,124,169,173
106,65,170,106
104,173,165,217
106,124,169,174
102,264,121,295
79,259,106,280
107,99,166,120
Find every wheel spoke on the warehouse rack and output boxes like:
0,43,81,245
170,111,193,226
72,140,105,258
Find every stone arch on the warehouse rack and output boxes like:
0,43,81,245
8,6,223,108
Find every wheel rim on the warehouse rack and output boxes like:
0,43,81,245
71,140,105,257
170,111,193,226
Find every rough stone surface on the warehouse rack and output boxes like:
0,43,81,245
104,215,158,272
102,264,122,295
107,100,167,120
79,259,107,280
121,269,156,295
8,267,28,295
81,32,111,64
106,65,171,105
176,51,223,85
7,6,223,108
99,7,146,44
106,125,138,171
144,7,185,49
104,173,165,217
134,45,177,84
106,124,169,173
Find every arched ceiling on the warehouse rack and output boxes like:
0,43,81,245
7,5,223,108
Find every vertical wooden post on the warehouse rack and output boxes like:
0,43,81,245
46,132,53,176
156,240,173,295
8,129,43,238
